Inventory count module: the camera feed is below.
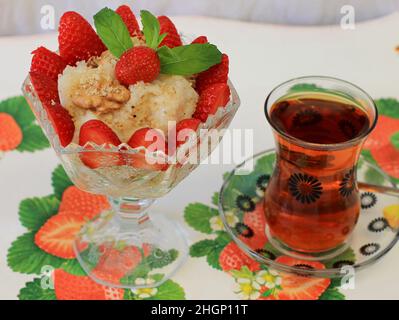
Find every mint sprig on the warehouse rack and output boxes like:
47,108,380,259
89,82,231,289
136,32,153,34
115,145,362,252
141,10,167,49
158,44,222,75
94,7,133,58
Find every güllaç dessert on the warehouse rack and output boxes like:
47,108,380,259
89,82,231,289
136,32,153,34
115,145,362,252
29,5,231,171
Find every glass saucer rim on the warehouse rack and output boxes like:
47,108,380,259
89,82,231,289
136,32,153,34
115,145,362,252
218,148,399,278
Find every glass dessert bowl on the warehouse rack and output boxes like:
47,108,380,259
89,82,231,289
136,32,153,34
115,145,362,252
22,6,240,288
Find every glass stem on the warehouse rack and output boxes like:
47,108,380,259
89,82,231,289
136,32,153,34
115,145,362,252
108,197,155,225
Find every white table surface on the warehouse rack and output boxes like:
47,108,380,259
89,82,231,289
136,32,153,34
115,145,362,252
1,13,399,300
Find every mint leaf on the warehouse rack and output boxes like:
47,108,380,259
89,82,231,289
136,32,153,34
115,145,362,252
391,132,399,149
18,278,56,300
158,44,222,75
7,232,64,274
184,203,218,234
19,195,60,231
94,7,133,58
52,165,73,199
141,10,164,49
17,125,49,152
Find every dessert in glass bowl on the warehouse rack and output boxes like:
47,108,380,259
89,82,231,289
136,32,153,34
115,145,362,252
22,5,240,288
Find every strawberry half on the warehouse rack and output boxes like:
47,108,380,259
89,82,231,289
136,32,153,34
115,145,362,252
58,11,106,66
127,127,168,171
47,103,75,147
35,212,85,259
54,269,124,300
59,186,110,219
0,113,23,151
260,256,331,300
175,118,201,147
158,16,183,48
79,120,124,169
30,71,60,109
219,241,261,272
191,36,208,44
30,47,67,82
196,54,229,93
193,83,231,122
116,5,140,37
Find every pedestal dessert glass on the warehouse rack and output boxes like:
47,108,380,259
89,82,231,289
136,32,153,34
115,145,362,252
22,75,240,289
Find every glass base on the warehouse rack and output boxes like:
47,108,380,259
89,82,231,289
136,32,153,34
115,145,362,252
73,210,188,289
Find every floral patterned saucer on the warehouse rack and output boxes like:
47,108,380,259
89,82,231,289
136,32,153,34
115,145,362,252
219,149,399,278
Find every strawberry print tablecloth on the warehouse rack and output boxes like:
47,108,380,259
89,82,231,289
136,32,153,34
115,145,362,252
1,14,399,299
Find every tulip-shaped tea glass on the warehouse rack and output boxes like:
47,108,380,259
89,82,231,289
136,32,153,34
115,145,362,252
264,76,378,259
23,75,240,288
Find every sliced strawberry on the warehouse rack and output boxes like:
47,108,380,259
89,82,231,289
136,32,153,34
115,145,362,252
59,186,110,219
47,103,75,147
196,54,229,93
30,46,67,82
92,246,143,280
191,36,208,44
193,83,231,122
175,118,201,147
242,203,268,250
35,212,85,259
54,269,124,300
261,256,330,300
126,127,168,171
116,5,140,37
158,16,183,48
30,71,60,109
58,11,106,66
219,241,261,272
0,113,23,151
79,120,124,169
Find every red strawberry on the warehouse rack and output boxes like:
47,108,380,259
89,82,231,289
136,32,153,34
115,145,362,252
127,127,168,171
158,16,183,48
59,186,110,219
193,83,231,122
219,241,260,272
175,118,201,147
30,47,67,82
191,36,208,44
242,203,268,250
196,54,229,93
30,71,60,109
260,256,330,300
92,246,143,280
0,113,23,151
115,47,160,86
79,120,124,169
35,212,85,259
58,11,106,66
116,5,140,37
54,269,124,300
47,103,75,147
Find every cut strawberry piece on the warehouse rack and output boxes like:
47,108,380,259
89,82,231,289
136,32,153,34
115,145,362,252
79,120,124,169
58,11,106,66
158,16,183,48
35,212,85,259
92,246,143,280
0,113,23,151
175,118,201,147
191,36,208,44
47,103,75,147
30,46,67,82
115,47,160,86
193,83,231,122
59,186,110,219
127,127,168,171
219,241,261,272
54,269,124,300
261,256,331,300
196,54,229,93
242,203,268,250
116,5,140,37
30,71,60,109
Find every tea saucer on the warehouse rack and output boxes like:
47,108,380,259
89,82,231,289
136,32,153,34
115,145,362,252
219,149,399,278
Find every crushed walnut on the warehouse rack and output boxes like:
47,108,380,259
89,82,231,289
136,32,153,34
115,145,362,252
71,78,130,114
